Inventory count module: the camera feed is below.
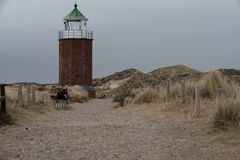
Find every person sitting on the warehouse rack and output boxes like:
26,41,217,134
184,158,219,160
63,88,69,102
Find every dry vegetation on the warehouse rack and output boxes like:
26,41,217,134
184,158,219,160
120,71,240,131
67,85,89,103
0,84,89,126
133,88,159,104
0,84,53,125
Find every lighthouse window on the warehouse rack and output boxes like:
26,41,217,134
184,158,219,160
84,22,87,26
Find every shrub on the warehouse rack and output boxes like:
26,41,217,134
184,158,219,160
113,94,125,106
134,88,159,104
214,99,240,129
200,71,225,98
113,89,134,106
67,85,89,103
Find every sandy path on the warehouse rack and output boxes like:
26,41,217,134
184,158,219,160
0,99,237,160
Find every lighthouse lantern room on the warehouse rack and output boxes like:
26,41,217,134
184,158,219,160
59,3,93,39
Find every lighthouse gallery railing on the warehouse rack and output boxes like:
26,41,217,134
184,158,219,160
59,30,93,40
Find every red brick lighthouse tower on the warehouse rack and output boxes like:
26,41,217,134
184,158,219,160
59,3,93,87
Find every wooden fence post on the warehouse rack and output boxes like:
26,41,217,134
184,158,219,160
156,85,160,94
17,84,23,107
31,86,36,105
44,95,49,104
27,84,31,106
181,80,186,105
0,84,7,114
195,84,200,113
217,88,224,105
167,80,171,101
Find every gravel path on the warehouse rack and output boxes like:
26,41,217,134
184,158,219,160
0,99,238,160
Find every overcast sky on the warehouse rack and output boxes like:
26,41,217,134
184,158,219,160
0,0,240,83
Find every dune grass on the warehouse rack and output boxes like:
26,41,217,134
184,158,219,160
133,88,159,104
67,85,89,103
122,71,240,130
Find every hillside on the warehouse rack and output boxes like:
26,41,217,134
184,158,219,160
218,69,240,83
93,68,139,87
95,65,240,99
149,64,202,76
95,65,203,98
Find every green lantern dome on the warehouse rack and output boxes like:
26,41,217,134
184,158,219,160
64,3,87,21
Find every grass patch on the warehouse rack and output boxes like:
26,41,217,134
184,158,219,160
67,85,89,103
134,88,159,104
214,99,240,130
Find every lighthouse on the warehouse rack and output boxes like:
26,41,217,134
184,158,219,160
59,3,94,97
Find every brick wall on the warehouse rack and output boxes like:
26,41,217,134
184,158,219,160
59,39,93,86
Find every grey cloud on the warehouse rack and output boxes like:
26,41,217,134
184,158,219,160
0,0,240,83
0,0,5,9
